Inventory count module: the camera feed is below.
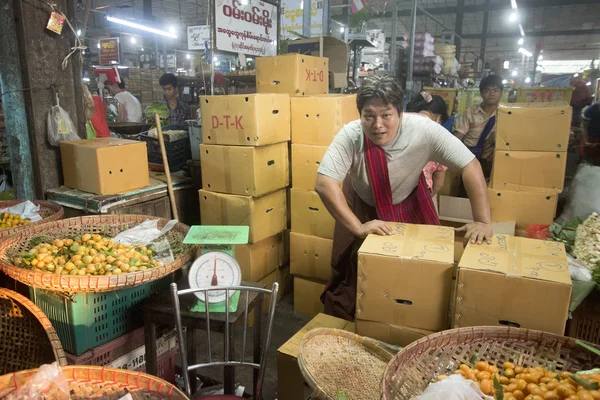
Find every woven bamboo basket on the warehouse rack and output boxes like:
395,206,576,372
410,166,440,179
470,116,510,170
0,200,64,239
0,215,195,292
0,288,66,375
298,328,394,400
0,365,189,399
382,326,600,399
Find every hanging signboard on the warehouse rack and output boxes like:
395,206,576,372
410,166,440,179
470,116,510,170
366,29,385,52
280,0,323,39
214,0,278,57
187,25,211,50
99,37,120,65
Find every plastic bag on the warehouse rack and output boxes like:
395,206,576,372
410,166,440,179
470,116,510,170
413,375,495,400
558,164,600,223
47,105,80,146
5,362,69,400
525,224,551,240
0,200,43,222
569,254,592,281
112,219,178,264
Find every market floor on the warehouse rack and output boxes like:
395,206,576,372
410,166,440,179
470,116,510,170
187,292,312,399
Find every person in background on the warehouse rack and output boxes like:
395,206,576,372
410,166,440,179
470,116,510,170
582,94,600,165
454,74,504,179
406,92,449,198
315,76,492,320
106,78,143,123
159,73,190,126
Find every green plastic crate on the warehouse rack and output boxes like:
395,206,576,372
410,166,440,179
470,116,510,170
30,276,172,356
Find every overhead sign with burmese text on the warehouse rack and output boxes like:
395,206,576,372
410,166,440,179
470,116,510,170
99,38,120,65
215,0,278,57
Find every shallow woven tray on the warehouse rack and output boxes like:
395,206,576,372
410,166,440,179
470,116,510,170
298,328,394,400
0,365,189,399
382,326,600,400
0,215,195,292
0,200,64,239
0,288,66,375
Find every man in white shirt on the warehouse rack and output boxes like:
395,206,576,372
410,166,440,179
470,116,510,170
106,78,143,123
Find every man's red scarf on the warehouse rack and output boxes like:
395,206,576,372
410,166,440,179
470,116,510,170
364,134,440,225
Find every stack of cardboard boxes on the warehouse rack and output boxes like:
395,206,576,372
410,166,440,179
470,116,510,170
289,95,358,317
198,93,291,298
489,102,572,234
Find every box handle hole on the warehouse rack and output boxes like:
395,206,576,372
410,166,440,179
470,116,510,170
308,207,319,212
507,111,512,115
267,160,275,166
272,110,279,115
109,171,112,175
272,81,280,86
245,97,249,102
246,136,251,141
120,169,123,173
499,320,521,328
205,99,209,103
394,299,413,305
265,208,274,214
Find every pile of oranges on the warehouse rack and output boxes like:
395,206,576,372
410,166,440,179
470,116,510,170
0,212,30,230
436,360,600,400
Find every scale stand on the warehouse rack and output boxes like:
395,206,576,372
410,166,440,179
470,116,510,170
183,226,249,313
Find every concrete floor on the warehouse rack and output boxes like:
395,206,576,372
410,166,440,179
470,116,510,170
189,292,312,399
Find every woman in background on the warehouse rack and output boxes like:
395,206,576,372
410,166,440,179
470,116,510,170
406,92,450,198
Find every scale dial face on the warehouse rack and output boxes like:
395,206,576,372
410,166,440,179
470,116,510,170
188,251,242,303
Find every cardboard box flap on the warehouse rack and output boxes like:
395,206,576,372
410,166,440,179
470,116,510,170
358,223,454,264
498,101,570,112
64,138,141,148
459,235,570,284
278,313,355,358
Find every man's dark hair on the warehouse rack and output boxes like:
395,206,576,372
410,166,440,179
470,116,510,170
357,75,404,114
479,74,504,93
406,94,449,123
118,78,126,90
159,73,178,88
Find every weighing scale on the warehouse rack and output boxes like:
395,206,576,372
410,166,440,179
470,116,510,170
183,226,249,313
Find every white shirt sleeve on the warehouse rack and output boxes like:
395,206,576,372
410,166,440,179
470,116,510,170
317,125,357,182
424,117,476,171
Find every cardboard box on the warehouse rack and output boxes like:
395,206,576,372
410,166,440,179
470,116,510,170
235,234,282,282
200,142,289,196
438,195,517,263
291,144,328,190
355,319,435,347
199,189,287,244
277,313,355,400
60,138,149,195
454,235,571,335
489,188,558,231
291,95,358,145
496,102,571,152
294,277,326,317
287,36,349,83
200,93,290,146
290,189,335,239
356,223,455,332
257,54,329,96
491,150,567,191
290,232,333,282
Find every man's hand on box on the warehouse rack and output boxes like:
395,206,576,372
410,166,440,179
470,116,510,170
355,220,394,239
456,222,493,245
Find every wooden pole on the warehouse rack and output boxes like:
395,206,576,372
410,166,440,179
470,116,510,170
154,114,179,220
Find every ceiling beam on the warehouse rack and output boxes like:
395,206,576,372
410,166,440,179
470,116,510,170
375,0,598,19
461,29,600,40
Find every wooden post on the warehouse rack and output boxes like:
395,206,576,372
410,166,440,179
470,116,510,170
154,114,179,220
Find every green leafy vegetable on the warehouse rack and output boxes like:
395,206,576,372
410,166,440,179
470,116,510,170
493,374,504,400
470,353,480,366
144,103,170,120
576,340,600,357
571,373,599,390
549,217,583,246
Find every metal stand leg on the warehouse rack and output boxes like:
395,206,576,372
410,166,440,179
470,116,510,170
144,317,158,376
224,325,236,395
187,327,197,395
253,293,264,398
